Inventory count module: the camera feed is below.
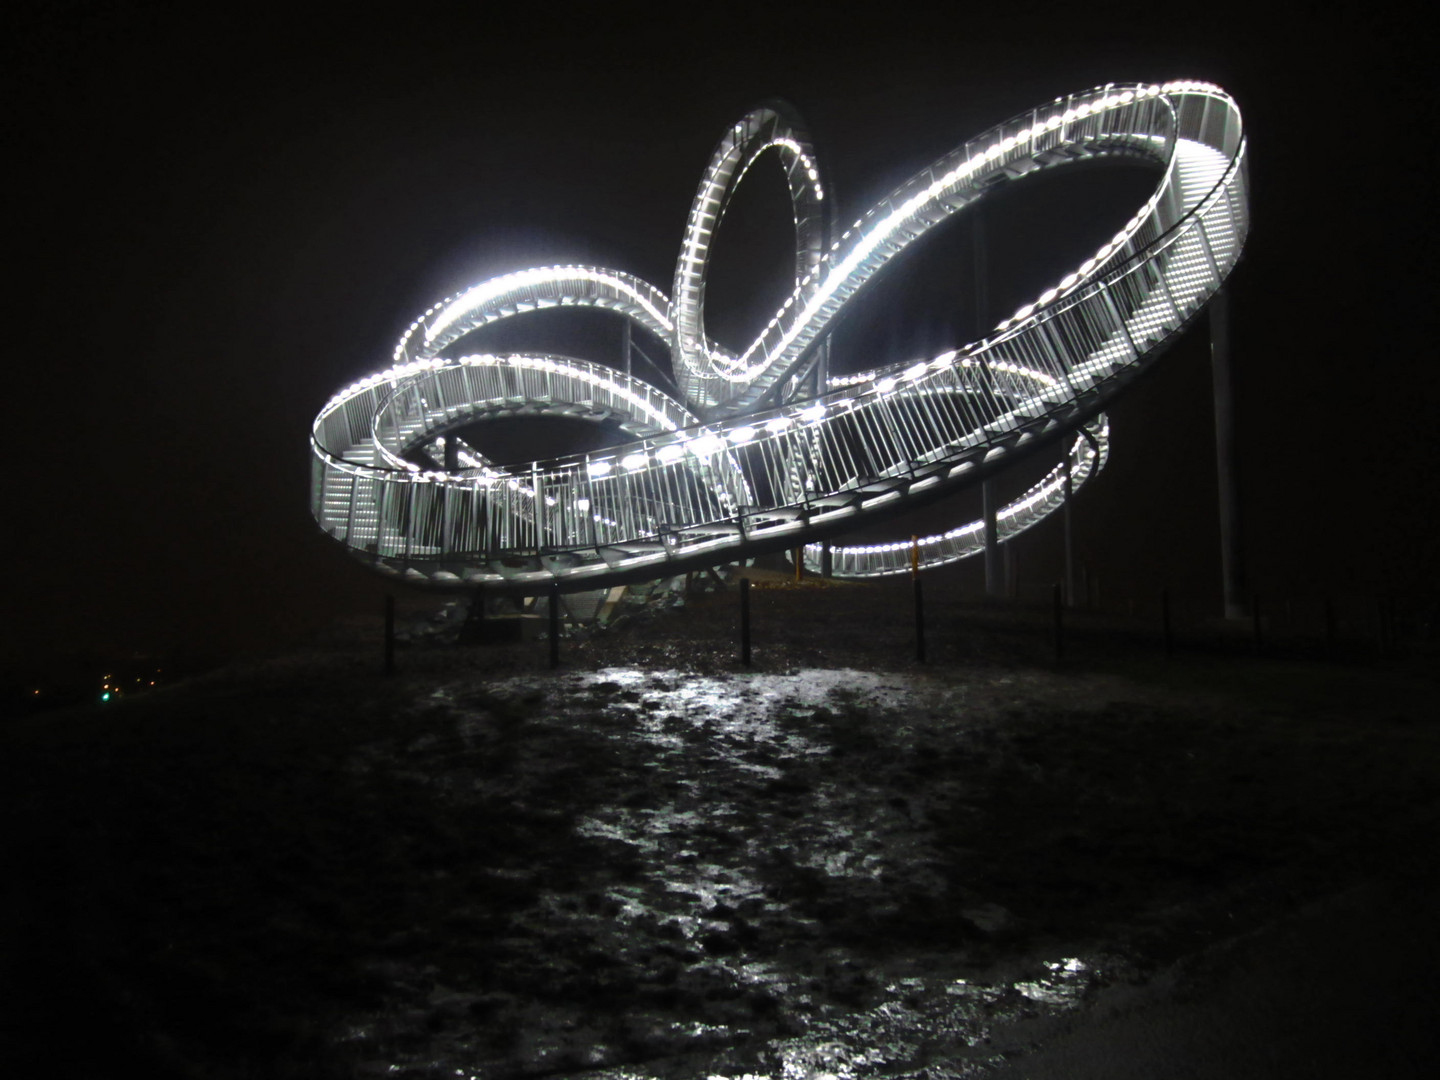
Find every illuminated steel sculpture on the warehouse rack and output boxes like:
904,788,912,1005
311,82,1248,589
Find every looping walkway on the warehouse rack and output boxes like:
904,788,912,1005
310,82,1248,591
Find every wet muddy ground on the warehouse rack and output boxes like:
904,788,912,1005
3,578,1438,1078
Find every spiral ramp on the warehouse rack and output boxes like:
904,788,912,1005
311,82,1248,593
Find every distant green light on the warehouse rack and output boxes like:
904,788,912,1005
101,691,111,702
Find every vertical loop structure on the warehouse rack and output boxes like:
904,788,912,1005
311,81,1248,591
670,101,828,412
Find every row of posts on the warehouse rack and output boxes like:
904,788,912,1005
451,537,1053,672
734,582,1401,669
383,581,1411,675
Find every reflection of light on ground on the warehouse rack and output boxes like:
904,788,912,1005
579,666,840,762
360,666,1118,1079
703,953,1096,1080
571,669,840,949
1015,957,1090,1005
571,669,931,917
565,671,1105,1077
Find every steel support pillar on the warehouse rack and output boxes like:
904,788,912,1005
973,203,989,341
977,203,1003,599
983,479,1002,597
621,318,632,378
1210,286,1245,619
1063,454,1076,607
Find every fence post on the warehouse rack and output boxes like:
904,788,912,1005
1052,582,1063,662
740,577,752,666
1063,454,1076,607
384,595,396,676
549,581,561,668
912,535,925,664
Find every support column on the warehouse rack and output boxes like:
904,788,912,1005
1210,287,1245,619
973,203,989,341
1063,453,1076,607
976,204,1002,600
817,172,835,398
621,319,632,378
459,587,487,645
548,581,561,668
983,479,1002,597
384,595,395,676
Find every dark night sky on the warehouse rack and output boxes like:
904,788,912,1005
5,2,1434,670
